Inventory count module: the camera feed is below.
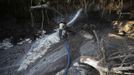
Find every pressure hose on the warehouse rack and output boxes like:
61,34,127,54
59,22,71,75
64,39,71,75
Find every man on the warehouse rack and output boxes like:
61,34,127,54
59,22,68,39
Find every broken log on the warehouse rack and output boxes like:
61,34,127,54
80,56,134,75
30,4,48,9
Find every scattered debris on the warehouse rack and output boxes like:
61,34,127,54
80,30,93,39
0,38,13,50
80,33,134,75
56,69,65,75
0,0,134,75
17,38,32,45
112,21,134,38
80,56,134,75
108,33,124,39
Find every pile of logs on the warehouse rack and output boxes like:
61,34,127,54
79,35,134,75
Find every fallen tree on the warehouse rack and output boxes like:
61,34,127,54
80,56,134,75
79,34,134,75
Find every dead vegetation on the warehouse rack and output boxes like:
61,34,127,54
30,0,134,29
29,0,134,75
0,0,134,75
80,31,134,75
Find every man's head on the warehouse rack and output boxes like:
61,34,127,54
59,22,66,29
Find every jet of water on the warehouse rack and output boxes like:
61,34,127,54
67,8,83,27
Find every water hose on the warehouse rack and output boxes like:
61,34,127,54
64,39,71,75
